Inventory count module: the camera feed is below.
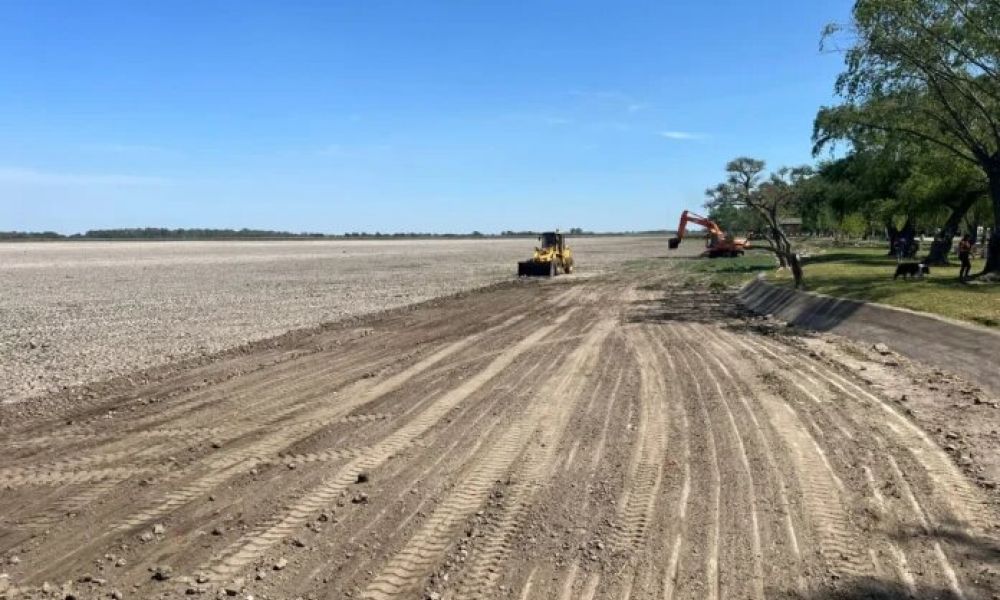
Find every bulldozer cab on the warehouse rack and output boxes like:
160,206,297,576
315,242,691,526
538,232,564,252
518,231,573,277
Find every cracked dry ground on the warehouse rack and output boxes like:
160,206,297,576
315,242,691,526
2,269,999,600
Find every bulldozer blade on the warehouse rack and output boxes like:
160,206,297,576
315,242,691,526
517,261,555,277
668,237,681,249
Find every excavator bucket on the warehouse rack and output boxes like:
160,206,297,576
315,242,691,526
668,237,681,249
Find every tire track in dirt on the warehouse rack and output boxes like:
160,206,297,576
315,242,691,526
588,366,626,472
751,332,991,533
597,323,681,600
447,324,619,600
1,414,391,492
5,293,539,475
8,269,998,600
110,317,529,534
637,333,688,600
17,314,532,584
744,328,997,587
671,343,722,600
731,333,927,587
7,340,389,453
12,284,539,433
364,317,614,599
316,346,571,594
693,327,814,594
467,322,631,600
713,331,870,582
726,328,989,596
722,332,922,589
670,325,765,600
201,310,578,584
610,327,668,557
1,346,401,514
882,447,968,599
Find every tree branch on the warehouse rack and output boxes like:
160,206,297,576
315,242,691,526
835,113,980,165
900,3,999,81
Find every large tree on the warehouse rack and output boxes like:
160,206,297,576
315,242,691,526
899,149,988,262
815,0,1000,276
810,149,918,252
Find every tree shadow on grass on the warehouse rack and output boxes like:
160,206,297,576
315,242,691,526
695,262,775,275
804,251,892,265
803,272,1000,305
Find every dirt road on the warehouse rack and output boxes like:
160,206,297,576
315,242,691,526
2,265,998,599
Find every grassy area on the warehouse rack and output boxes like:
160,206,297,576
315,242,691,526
669,251,776,288
769,246,1000,328
655,246,1000,328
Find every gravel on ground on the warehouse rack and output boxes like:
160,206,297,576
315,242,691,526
0,237,663,404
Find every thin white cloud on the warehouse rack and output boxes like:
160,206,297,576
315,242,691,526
0,166,170,186
659,131,708,141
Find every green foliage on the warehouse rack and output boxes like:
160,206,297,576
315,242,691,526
816,0,1000,272
817,0,1000,163
703,157,811,286
838,212,869,239
0,231,64,240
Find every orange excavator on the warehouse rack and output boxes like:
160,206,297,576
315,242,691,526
668,210,749,258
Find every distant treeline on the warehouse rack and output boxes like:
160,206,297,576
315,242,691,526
1,227,670,240
0,228,327,240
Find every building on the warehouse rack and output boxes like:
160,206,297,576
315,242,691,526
779,217,803,236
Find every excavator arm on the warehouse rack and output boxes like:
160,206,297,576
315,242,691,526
669,210,723,249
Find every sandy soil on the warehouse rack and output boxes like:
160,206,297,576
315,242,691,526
0,237,664,404
1,255,997,600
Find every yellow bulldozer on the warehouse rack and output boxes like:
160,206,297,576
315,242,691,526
517,231,574,277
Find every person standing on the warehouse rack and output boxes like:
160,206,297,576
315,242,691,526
894,236,905,263
958,235,974,281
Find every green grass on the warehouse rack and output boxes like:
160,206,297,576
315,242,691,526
656,250,778,290
649,245,1000,328
768,246,1000,328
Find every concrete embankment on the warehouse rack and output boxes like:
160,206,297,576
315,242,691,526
738,276,1000,394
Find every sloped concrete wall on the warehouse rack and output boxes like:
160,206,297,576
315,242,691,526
738,277,1000,394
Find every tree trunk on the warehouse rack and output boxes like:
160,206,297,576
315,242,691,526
984,169,1000,276
886,217,915,257
925,195,978,265
789,252,804,289
925,238,953,265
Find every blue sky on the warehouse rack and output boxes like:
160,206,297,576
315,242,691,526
2,1,851,234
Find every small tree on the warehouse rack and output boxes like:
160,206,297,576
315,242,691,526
708,157,809,288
